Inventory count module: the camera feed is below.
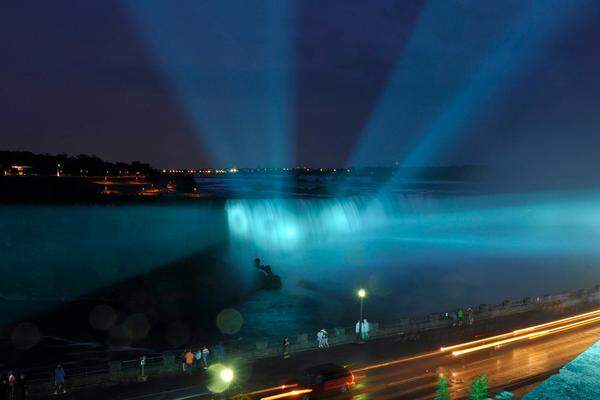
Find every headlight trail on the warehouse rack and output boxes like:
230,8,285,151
451,314,600,356
352,350,441,373
248,309,600,399
260,389,312,400
526,314,600,339
244,384,298,397
512,308,600,333
440,307,600,352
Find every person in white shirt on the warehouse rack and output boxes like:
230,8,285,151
201,346,210,369
317,330,324,348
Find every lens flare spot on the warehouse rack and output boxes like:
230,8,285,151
89,304,117,331
207,363,233,393
123,313,150,340
216,308,244,335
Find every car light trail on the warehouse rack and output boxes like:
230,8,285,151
352,350,441,373
251,310,600,400
512,308,600,334
440,308,600,352
260,389,313,400
526,314,600,339
244,384,299,397
452,314,600,356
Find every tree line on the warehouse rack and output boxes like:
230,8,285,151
0,151,155,176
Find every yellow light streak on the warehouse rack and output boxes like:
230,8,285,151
513,308,600,334
526,315,600,339
440,331,520,353
260,389,313,400
251,309,600,400
352,350,441,373
452,314,600,356
244,384,298,396
441,308,600,352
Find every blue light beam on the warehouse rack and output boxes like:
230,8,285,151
126,0,295,193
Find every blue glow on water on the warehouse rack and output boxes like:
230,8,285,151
5,191,600,340
226,197,380,253
227,191,600,336
226,191,600,262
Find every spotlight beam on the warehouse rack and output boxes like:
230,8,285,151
126,0,295,192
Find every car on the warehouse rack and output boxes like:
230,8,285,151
298,363,355,399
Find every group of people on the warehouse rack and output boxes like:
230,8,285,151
447,307,475,327
1,364,64,399
182,346,210,374
355,319,370,340
317,329,329,348
281,328,334,358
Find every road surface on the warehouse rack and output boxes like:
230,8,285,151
334,314,600,399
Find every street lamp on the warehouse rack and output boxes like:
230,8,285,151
220,367,234,399
220,367,234,384
357,289,366,342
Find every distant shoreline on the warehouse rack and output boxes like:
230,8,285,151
0,165,486,204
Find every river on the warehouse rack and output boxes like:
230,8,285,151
2,188,600,364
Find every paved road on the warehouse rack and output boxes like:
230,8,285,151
116,311,600,400
336,319,600,399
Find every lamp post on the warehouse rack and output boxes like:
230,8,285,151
220,367,234,399
139,356,146,382
220,367,233,384
357,289,366,342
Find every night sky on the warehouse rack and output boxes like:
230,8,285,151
2,1,600,184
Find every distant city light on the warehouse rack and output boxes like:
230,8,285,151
358,288,367,298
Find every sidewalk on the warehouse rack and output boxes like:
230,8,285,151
36,305,588,400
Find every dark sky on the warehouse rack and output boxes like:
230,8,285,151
2,0,600,181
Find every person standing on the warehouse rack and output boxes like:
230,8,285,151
181,351,187,373
194,349,202,369
282,337,290,359
201,346,210,369
362,319,370,340
7,372,16,400
316,330,324,348
467,307,474,326
184,350,195,375
322,330,329,348
54,365,66,395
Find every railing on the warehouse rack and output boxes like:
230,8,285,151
19,284,600,397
